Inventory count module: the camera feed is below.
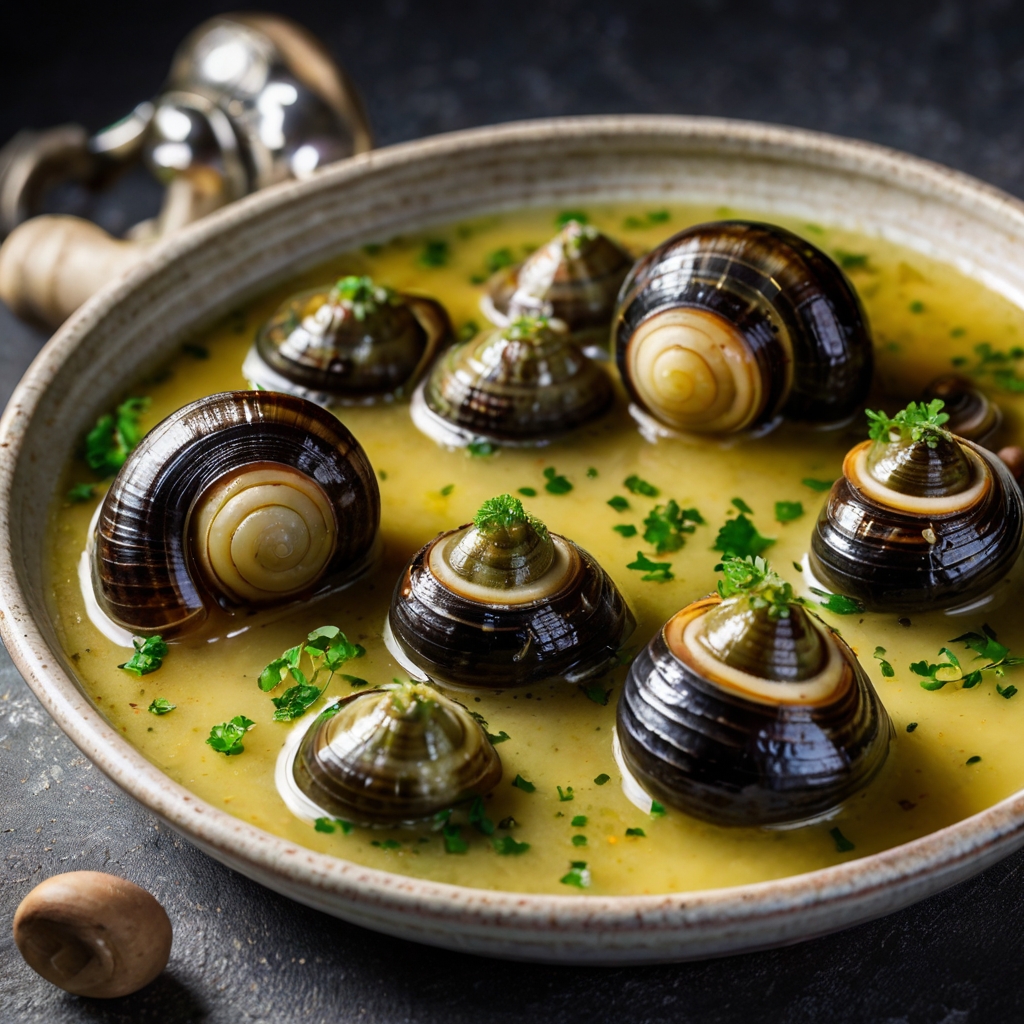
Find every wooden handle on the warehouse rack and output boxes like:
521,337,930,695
0,215,145,328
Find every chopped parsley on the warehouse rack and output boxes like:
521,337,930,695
624,475,659,497
716,556,794,618
84,397,150,476
582,682,612,705
802,477,835,492
571,835,588,847
492,835,530,855
543,467,573,494
586,467,598,478
625,827,646,837
442,824,467,853
485,247,515,273
467,440,495,457
469,711,511,745
417,239,450,267
829,827,855,853
66,483,96,503
518,487,538,497
833,250,870,271
594,773,611,786
643,501,704,554
966,755,982,765
469,796,495,835
944,625,1024,696
372,839,402,850
147,697,175,715
612,524,638,538
866,399,949,448
314,817,353,835
206,715,255,756
474,493,546,535
556,210,589,227
627,551,674,583
560,861,591,888
650,800,666,817
623,209,670,230
910,647,975,690
512,774,536,793
731,497,753,514
774,500,804,523
607,496,630,512
571,815,587,827
808,588,864,615
873,646,895,678
439,483,455,497
955,342,1024,392
341,674,369,688
118,635,168,676
457,320,480,342
909,300,926,314
557,786,574,802
713,514,775,560
906,722,918,733
271,683,323,722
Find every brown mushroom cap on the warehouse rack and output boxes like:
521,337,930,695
13,871,172,998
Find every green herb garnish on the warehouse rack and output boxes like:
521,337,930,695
315,817,353,835
271,683,323,722
866,399,950,448
557,786,574,802
607,496,630,512
713,514,775,560
457,320,479,341
417,239,450,267
627,551,674,583
467,440,495,457
873,646,895,678
643,501,704,554
442,824,467,853
341,674,369,688
594,773,610,786
955,342,1024,392
650,800,666,817
439,483,455,497
809,588,865,615
907,722,918,733
623,209,670,230
556,210,589,227
512,774,536,793
147,697,175,715
118,635,168,676
85,397,150,476
910,646,976,691
612,524,638,538
492,835,530,855
967,755,982,765
731,497,753,514
469,796,495,836
66,483,96,503
833,250,870,271
582,682,611,705
625,827,646,837
206,715,255,756
909,300,925,314
571,834,587,847
802,477,835,492
518,486,538,497
624,475,659,497
560,861,591,888
774,501,804,523
543,467,573,494
485,247,515,273
571,815,587,827
830,827,855,853
716,556,794,618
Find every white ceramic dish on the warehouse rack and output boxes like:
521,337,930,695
6,116,1024,964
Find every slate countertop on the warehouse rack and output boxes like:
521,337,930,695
4,2,1024,1021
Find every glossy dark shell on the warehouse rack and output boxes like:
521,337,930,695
616,600,892,826
923,374,1002,447
293,686,502,826
246,288,450,404
614,220,873,432
483,222,633,348
809,438,1024,612
92,391,380,636
388,529,635,688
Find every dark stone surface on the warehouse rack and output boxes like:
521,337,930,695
4,1,1024,1020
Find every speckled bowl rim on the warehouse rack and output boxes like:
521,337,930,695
5,115,1024,964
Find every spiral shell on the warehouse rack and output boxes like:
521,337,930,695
481,221,633,354
617,594,892,826
291,683,502,826
387,497,635,688
410,315,613,447
809,431,1024,612
613,221,873,436
91,391,380,636
922,375,1002,447
243,276,450,405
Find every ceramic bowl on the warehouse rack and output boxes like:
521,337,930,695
5,116,1024,964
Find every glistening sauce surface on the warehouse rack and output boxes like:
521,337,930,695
46,204,1024,896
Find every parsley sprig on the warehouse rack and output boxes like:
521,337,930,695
713,514,775,560
119,635,168,676
865,399,950,449
258,625,366,721
473,493,546,537
642,501,704,554
206,715,255,756
84,397,150,476
911,627,1024,695
716,556,795,619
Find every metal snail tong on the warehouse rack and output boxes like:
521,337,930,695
613,220,874,438
90,391,380,638
809,400,1024,613
243,275,451,405
480,219,633,356
410,314,613,448
616,557,892,827
387,494,635,689
289,682,503,827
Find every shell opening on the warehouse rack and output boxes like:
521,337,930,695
192,464,337,603
625,307,764,433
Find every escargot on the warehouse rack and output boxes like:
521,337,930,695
290,682,502,826
410,314,613,448
613,220,873,437
810,401,1024,612
481,219,633,355
91,391,380,636
922,374,1002,447
616,558,892,826
387,494,635,688
242,275,451,405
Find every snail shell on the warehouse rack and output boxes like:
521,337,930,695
922,375,1002,447
387,500,635,688
291,683,502,826
92,391,380,636
243,276,451,405
809,431,1024,612
613,221,873,436
481,221,633,355
616,594,892,826
410,316,613,447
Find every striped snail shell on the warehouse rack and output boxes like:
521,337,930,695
387,495,635,688
291,682,502,827
410,315,613,447
613,221,873,436
243,275,450,405
91,391,380,636
922,375,1002,447
809,414,1024,612
481,220,633,355
616,569,891,826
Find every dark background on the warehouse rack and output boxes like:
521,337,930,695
4,1,1024,1021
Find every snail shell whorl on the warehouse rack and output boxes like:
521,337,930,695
614,221,873,434
293,685,502,826
923,375,1002,447
809,436,1024,612
616,597,892,826
92,391,380,635
388,527,635,688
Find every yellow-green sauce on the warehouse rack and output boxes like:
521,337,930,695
46,203,1024,896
